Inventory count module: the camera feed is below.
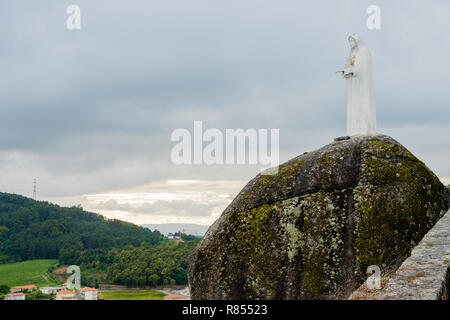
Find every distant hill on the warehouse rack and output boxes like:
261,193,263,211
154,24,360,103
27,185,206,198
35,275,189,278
142,223,209,237
0,192,163,265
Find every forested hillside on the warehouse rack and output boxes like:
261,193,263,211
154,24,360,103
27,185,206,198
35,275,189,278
0,192,163,265
107,240,200,286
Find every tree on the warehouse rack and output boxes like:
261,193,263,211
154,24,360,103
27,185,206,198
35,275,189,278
106,239,200,286
173,269,188,285
181,233,198,241
0,191,163,266
0,284,10,294
149,274,159,286
26,289,53,300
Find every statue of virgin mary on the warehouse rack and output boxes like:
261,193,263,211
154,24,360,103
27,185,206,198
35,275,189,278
338,34,376,136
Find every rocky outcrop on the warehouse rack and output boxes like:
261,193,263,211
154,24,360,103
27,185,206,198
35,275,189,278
188,135,449,299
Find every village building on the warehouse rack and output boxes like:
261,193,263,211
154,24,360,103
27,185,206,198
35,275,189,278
164,294,184,300
55,287,99,300
77,287,98,300
164,293,189,300
167,232,182,240
56,290,78,300
7,282,98,301
10,285,37,293
4,292,26,300
39,283,68,294
40,286,62,294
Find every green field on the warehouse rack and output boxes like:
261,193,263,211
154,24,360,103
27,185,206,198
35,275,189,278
0,259,59,287
100,290,165,300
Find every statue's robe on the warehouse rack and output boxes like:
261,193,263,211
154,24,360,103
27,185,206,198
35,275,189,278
344,35,376,136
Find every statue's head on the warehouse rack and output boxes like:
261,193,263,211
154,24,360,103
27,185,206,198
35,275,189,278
348,34,363,49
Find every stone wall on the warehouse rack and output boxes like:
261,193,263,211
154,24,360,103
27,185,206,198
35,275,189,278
350,209,450,300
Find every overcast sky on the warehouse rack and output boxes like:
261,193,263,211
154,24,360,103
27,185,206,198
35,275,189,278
1,1,449,225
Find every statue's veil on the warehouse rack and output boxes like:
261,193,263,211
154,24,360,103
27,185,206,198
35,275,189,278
349,34,364,47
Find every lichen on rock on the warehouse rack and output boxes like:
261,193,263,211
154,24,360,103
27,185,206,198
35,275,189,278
188,135,449,300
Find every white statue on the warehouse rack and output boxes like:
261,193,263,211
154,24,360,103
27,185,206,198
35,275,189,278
337,34,376,136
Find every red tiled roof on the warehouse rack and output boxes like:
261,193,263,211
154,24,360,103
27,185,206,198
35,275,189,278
12,285,36,289
6,293,25,296
164,294,183,299
78,287,98,292
57,290,75,294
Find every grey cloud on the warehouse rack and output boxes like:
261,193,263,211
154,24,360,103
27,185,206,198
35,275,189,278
0,0,449,213
95,199,218,217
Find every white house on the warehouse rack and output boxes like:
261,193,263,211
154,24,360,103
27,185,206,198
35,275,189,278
4,292,25,300
167,232,181,240
56,290,78,300
77,287,98,300
40,283,69,294
40,286,61,294
40,287,56,294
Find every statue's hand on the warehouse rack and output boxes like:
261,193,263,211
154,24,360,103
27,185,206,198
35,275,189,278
344,72,354,78
343,67,355,78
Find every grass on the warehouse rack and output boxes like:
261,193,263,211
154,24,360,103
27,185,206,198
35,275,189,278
100,290,165,300
0,259,59,287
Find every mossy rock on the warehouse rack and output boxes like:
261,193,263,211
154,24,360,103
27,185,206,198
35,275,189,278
188,135,449,299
